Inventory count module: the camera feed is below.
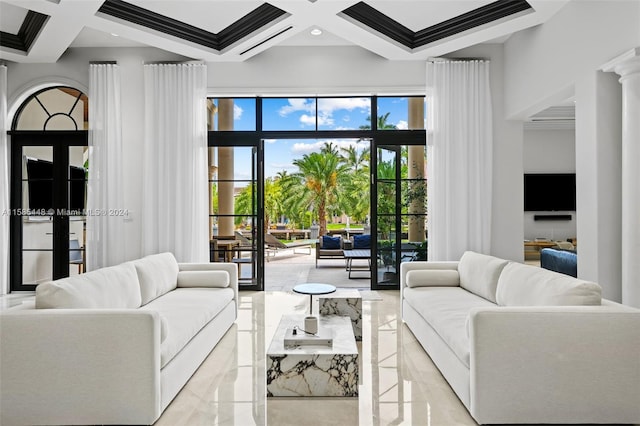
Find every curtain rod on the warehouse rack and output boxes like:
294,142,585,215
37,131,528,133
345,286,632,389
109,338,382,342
427,57,488,62
143,60,205,65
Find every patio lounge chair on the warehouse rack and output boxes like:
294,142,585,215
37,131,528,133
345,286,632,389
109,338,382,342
264,233,313,262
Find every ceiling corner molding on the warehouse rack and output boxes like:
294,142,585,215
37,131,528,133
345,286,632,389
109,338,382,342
341,0,533,50
0,10,49,52
97,0,287,52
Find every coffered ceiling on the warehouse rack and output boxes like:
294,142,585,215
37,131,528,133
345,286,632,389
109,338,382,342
0,0,568,63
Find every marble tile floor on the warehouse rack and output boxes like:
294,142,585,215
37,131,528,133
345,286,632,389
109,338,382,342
154,289,479,426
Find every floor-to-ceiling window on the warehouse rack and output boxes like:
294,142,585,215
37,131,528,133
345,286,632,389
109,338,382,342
209,96,426,290
9,86,88,291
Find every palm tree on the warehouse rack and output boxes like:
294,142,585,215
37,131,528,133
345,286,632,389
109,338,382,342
285,151,349,236
338,145,370,223
339,145,370,172
359,112,397,131
320,141,340,156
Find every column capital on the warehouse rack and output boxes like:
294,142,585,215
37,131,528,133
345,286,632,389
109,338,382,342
601,47,640,77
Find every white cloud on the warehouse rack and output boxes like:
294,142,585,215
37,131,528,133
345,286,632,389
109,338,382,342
396,120,408,130
279,98,315,116
299,114,316,126
278,97,370,128
317,98,370,114
264,139,277,144
292,141,325,154
317,113,334,127
234,104,243,120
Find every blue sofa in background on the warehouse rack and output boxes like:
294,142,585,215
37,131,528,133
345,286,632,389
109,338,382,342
540,248,577,277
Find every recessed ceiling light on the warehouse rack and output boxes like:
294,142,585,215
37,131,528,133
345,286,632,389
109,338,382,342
310,28,322,36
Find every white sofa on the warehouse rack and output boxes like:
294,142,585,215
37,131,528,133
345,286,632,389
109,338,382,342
401,251,640,425
0,252,238,426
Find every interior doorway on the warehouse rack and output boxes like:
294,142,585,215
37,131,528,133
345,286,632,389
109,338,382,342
9,86,88,291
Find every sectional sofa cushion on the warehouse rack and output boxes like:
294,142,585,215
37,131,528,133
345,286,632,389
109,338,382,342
134,252,180,305
322,235,341,249
458,251,509,303
177,270,230,288
353,234,371,249
35,262,141,309
140,287,235,367
406,269,460,287
496,262,602,306
403,286,495,367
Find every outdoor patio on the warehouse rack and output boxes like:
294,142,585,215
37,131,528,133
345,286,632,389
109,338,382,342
264,247,375,292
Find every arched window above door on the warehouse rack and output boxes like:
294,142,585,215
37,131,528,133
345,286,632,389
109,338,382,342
12,86,88,131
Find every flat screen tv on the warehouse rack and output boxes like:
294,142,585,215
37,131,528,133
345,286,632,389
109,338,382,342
524,173,576,212
26,158,86,214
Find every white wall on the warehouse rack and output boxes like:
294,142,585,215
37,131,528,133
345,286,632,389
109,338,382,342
7,47,190,264
504,0,640,119
523,128,577,240
209,46,427,96
503,0,633,299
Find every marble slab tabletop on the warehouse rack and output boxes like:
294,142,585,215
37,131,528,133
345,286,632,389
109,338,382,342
267,314,357,356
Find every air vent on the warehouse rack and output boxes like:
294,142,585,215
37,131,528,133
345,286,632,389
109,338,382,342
240,26,293,55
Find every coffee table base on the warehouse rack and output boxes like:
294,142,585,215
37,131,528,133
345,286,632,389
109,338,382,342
267,315,358,397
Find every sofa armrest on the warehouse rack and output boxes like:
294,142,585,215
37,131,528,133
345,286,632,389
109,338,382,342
178,262,238,315
468,306,640,424
0,309,162,425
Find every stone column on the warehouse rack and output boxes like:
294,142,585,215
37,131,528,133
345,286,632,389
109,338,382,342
408,97,426,242
575,71,622,302
218,99,235,237
602,48,640,308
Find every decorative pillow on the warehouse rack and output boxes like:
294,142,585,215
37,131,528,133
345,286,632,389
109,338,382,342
177,270,230,288
458,251,509,303
496,262,602,306
35,262,141,309
353,234,371,249
406,269,460,288
134,252,179,305
322,235,341,249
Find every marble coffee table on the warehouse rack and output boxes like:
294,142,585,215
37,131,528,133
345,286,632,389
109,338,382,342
266,314,358,397
319,289,362,341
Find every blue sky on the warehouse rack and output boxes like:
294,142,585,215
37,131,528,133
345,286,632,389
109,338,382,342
217,97,417,180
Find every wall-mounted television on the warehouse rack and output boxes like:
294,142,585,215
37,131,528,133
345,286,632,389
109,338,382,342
26,158,86,213
524,173,576,212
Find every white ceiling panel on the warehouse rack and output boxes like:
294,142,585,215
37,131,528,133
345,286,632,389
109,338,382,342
0,2,28,34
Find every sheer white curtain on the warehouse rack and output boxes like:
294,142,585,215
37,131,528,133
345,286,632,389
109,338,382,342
142,63,208,262
426,59,493,261
86,63,126,270
0,65,8,293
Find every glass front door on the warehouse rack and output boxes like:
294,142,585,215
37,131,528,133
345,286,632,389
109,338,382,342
10,132,88,291
372,144,427,289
